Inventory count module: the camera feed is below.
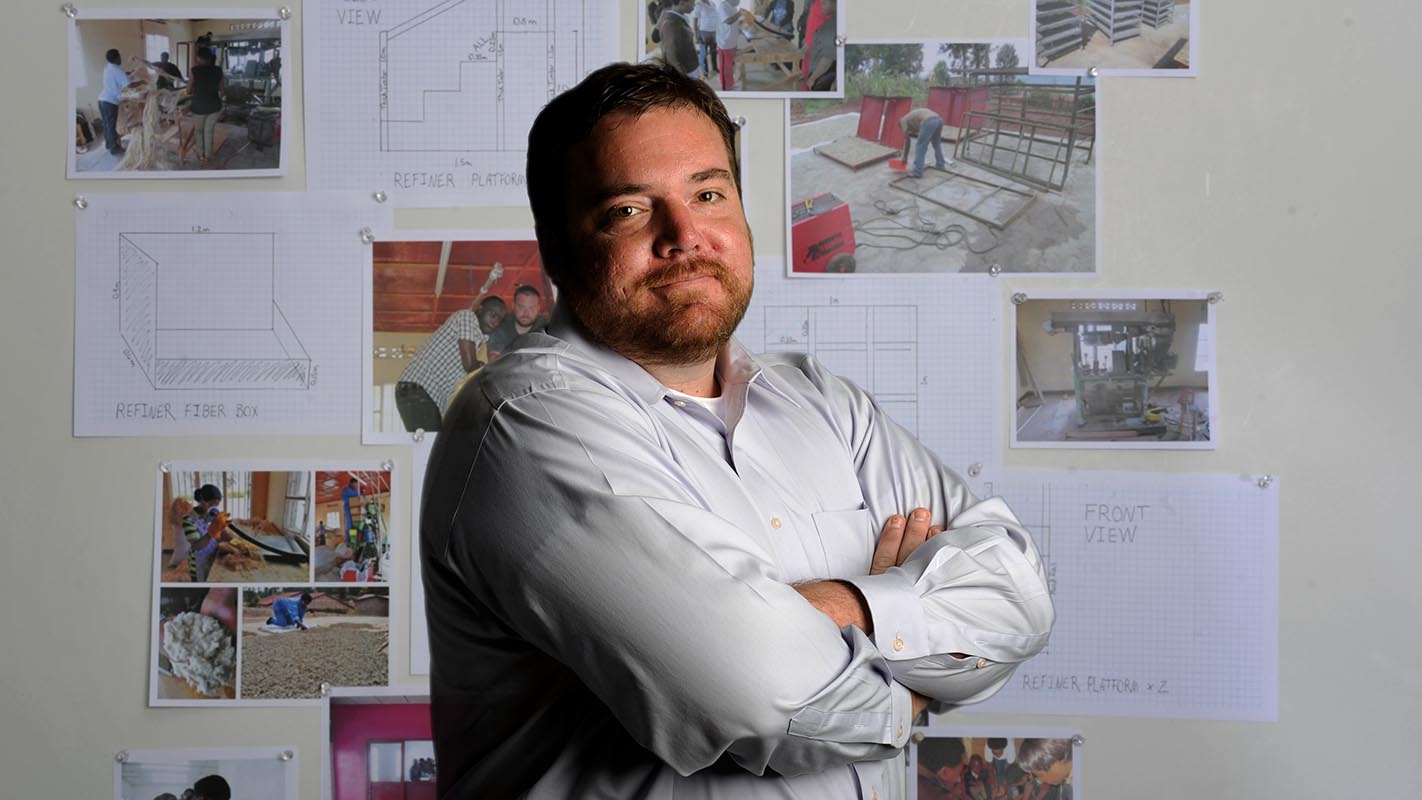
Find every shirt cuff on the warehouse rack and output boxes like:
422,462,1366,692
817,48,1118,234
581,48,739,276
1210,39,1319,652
845,569,930,662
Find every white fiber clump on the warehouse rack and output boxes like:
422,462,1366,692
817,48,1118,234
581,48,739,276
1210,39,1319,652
163,611,235,696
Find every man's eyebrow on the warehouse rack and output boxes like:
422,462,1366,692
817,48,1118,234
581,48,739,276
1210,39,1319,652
690,168,734,184
586,169,735,205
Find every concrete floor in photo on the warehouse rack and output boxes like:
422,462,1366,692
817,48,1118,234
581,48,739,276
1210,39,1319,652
1016,387,1211,442
75,120,281,174
1043,4,1192,71
790,112,1096,273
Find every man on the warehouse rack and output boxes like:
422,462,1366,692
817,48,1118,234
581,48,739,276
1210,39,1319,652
184,774,231,800
656,0,700,78
267,592,311,630
484,285,547,359
715,0,744,90
422,62,1052,798
395,295,506,432
154,51,183,90
692,0,720,76
1015,739,1073,800
802,0,837,91
899,106,949,179
988,737,1011,789
181,484,228,582
97,48,128,156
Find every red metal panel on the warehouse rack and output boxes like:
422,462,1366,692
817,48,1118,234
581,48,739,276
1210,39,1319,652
927,86,953,122
879,96,913,149
857,95,886,141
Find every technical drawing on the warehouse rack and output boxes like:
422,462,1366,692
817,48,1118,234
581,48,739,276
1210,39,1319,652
762,305,920,434
379,0,590,152
118,232,311,390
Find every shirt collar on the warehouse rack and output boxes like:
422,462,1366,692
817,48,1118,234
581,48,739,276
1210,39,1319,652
546,303,791,406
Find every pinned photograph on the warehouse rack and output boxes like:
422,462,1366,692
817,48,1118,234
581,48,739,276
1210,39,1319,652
638,0,842,96
366,233,556,442
787,40,1096,275
1032,0,1196,76
240,587,390,700
1013,292,1216,448
113,746,298,800
313,470,393,583
158,470,312,584
912,730,1081,800
69,11,288,177
324,689,436,800
154,587,238,700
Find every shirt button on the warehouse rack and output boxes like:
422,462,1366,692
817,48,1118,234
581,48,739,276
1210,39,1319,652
892,637,905,652
976,658,988,669
896,725,904,738
672,399,687,408
770,516,782,529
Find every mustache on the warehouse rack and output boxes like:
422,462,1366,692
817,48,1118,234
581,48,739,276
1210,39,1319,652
636,256,730,291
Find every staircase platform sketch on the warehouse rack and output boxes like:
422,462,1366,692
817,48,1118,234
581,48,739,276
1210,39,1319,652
738,259,1002,476
120,233,310,390
75,192,390,437
966,468,1279,721
305,0,617,206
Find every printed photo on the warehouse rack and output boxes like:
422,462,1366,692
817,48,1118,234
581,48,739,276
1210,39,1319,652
70,13,287,177
327,690,436,800
639,0,841,96
914,732,1079,800
159,470,312,584
1033,0,1195,76
114,746,297,800
368,234,555,441
154,586,237,700
313,470,393,583
240,587,390,700
788,41,1096,275
1013,293,1215,448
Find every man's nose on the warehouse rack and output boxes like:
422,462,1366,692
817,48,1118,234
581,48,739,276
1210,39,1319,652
652,201,704,258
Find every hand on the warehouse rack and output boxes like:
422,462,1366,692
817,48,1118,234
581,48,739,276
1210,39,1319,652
199,587,237,635
869,507,943,575
207,511,229,540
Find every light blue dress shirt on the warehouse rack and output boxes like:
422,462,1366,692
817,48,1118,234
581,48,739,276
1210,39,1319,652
421,308,1054,799
99,62,128,105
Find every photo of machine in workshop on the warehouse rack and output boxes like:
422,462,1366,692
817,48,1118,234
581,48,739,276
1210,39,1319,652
788,41,1095,275
159,470,312,584
313,470,393,583
1013,295,1214,447
70,16,285,175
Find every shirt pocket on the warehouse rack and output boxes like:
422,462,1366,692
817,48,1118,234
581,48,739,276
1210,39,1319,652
811,506,875,579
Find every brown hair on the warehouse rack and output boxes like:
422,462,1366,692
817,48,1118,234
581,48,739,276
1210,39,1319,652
1015,738,1073,774
524,61,740,286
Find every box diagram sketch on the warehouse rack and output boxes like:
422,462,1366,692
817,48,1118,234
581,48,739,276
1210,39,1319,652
118,233,311,390
380,0,590,152
762,305,920,434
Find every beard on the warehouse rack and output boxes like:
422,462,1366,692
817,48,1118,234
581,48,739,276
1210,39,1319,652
568,254,753,367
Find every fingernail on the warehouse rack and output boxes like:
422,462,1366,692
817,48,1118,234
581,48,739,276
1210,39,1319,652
889,515,905,527
912,508,930,522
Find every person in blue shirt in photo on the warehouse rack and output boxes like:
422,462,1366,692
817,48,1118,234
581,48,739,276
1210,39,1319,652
97,48,130,156
267,592,311,630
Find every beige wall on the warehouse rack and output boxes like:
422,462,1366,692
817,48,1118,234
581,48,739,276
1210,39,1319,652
1016,298,1208,394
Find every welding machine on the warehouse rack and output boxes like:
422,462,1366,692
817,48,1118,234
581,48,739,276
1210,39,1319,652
791,192,856,273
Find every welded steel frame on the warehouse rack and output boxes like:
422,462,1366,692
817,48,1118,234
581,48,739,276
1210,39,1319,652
1087,0,1143,43
1142,0,1173,28
1036,0,1084,65
954,80,1094,193
888,169,1036,231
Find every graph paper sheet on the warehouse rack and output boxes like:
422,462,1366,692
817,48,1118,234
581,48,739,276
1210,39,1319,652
304,0,618,206
74,192,390,436
737,257,1002,476
963,468,1279,721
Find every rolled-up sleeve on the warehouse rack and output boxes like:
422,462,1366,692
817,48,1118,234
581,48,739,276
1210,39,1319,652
792,357,1056,708
443,384,914,777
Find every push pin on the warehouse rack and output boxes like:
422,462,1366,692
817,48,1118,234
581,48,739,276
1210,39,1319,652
60,3,78,19
1011,292,1027,305
381,459,395,472
1256,475,1274,489
373,191,388,203
320,682,333,697
114,750,129,763
967,463,983,478
278,6,292,20
1071,734,1086,746
413,428,426,443
834,35,846,47
73,194,88,210
279,750,295,762
1087,66,1099,78
360,227,375,244
1207,291,1223,304
988,264,1002,276
159,462,172,474
911,732,926,745
733,116,747,129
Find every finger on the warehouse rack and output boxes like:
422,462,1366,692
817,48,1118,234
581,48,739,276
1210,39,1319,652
896,507,932,564
927,524,944,539
870,514,906,575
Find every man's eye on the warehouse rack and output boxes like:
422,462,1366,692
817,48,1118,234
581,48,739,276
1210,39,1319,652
610,205,640,218
697,191,724,203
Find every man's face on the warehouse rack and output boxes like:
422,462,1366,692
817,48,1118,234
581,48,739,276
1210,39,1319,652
512,293,542,327
559,106,752,367
478,304,506,333
1033,761,1072,787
